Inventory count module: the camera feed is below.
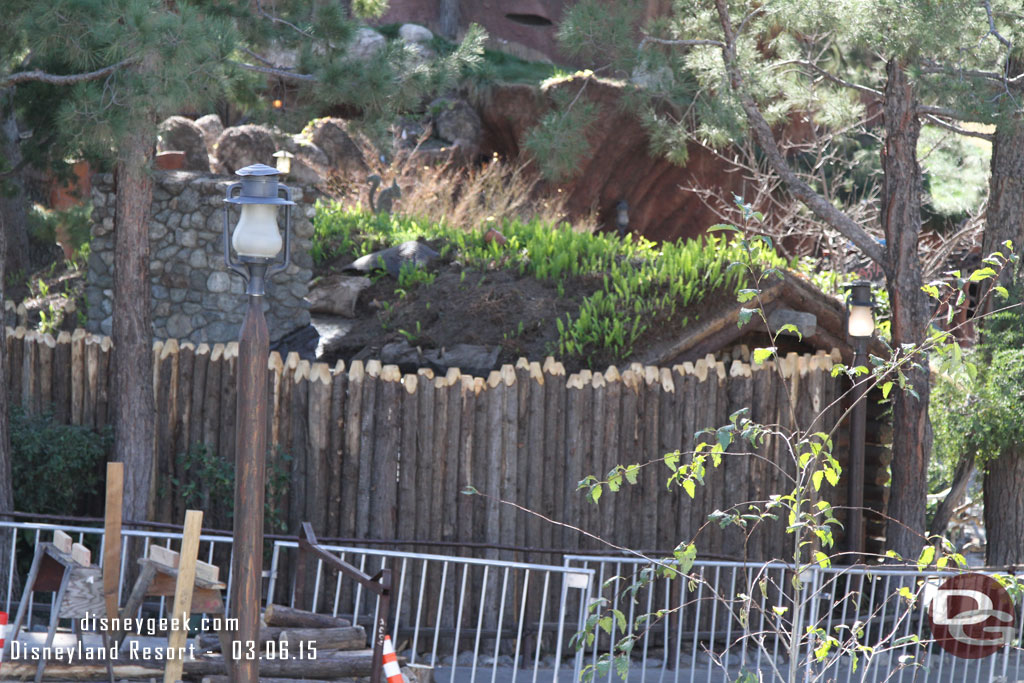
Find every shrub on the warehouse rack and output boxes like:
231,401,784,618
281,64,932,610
9,407,111,516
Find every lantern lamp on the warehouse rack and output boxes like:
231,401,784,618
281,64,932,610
223,163,294,296
272,149,294,176
845,281,875,338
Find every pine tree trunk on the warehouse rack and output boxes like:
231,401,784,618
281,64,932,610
880,59,931,560
984,446,1024,566
0,165,15,600
980,64,1024,565
112,127,156,523
1,89,31,280
439,0,459,39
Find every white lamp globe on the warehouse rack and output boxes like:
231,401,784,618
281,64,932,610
232,203,283,259
848,305,875,338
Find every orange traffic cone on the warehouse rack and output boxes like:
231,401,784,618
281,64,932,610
0,611,7,673
382,634,402,683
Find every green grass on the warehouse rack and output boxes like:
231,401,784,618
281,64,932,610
313,203,790,365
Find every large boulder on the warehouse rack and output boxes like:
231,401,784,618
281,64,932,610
305,274,371,317
351,28,386,60
194,114,224,155
214,124,277,175
156,116,210,172
431,98,482,153
304,118,368,178
399,23,433,43
281,134,331,185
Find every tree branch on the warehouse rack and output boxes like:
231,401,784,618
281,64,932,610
0,58,135,87
234,61,318,82
639,35,725,50
711,0,889,272
921,113,994,140
779,59,883,99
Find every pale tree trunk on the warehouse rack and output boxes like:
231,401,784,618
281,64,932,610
981,74,1024,566
112,127,156,523
1,88,30,279
880,60,931,560
0,167,15,602
439,0,459,39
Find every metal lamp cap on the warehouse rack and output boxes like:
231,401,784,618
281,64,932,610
225,163,295,206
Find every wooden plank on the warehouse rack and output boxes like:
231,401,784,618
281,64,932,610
657,368,678,550
341,361,365,540
326,362,347,539
8,327,24,408
370,365,401,541
414,368,435,550
640,367,660,552
355,360,380,539
484,372,503,559
498,366,517,560
563,372,585,552
514,359,531,554
307,363,332,543
288,360,311,536
53,331,72,423
601,367,622,548
542,358,566,558
38,332,55,413
163,509,204,683
277,626,367,652
397,374,419,540
585,371,607,552
723,361,753,558
676,368,697,545
617,368,639,551
456,376,477,551
264,604,352,628
173,343,196,522
429,374,449,550
523,362,544,561
203,344,224,459
80,331,96,428
95,336,111,429
188,343,211,450
218,343,239,503
22,330,38,413
155,340,179,523
71,542,91,567
103,462,124,619
53,529,73,554
147,545,220,584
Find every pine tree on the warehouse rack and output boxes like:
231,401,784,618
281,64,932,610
1,0,484,523
549,0,1021,559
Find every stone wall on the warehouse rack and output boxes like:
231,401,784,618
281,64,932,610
86,170,315,344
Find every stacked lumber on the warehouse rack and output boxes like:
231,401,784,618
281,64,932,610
191,605,393,682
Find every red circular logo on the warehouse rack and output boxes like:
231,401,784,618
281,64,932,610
928,573,1016,659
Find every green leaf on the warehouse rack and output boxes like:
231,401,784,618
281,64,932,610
598,616,613,635
813,551,830,569
811,470,824,491
881,382,893,399
461,485,478,495
752,347,776,364
682,479,696,498
738,307,756,328
969,267,997,282
916,545,935,570
737,288,758,303
624,464,639,485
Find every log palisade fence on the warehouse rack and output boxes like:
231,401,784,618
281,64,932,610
5,326,874,562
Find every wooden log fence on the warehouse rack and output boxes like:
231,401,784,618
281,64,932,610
4,328,888,564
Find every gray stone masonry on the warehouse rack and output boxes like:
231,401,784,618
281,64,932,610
86,170,315,344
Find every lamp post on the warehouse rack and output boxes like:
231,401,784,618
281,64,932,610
845,281,874,563
223,163,293,683
272,150,294,176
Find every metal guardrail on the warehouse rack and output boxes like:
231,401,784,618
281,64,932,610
1,520,235,626
269,540,595,683
565,554,1024,683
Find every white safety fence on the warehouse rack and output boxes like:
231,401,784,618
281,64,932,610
565,554,1024,683
269,540,595,683
1,520,235,628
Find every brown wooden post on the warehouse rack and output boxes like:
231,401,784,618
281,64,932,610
847,337,868,562
232,296,269,683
